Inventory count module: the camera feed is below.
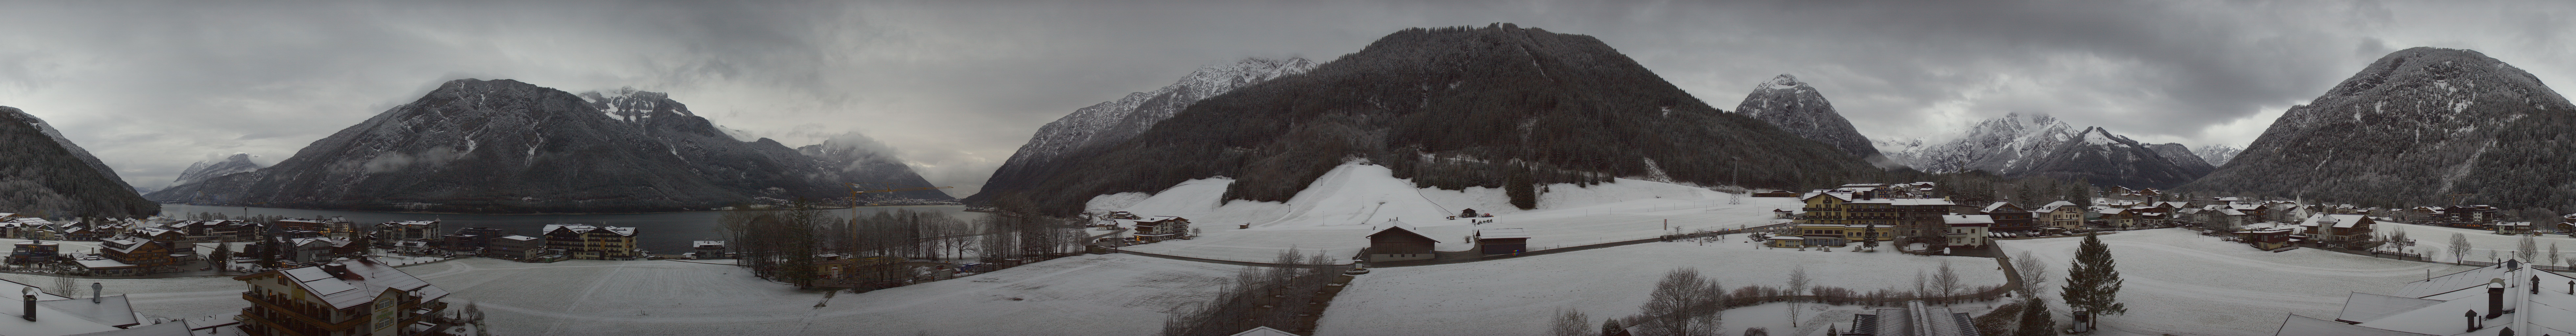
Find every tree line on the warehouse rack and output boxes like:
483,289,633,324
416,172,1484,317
720,201,1086,289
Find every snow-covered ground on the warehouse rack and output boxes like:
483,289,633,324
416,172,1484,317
1315,239,2007,336
3,254,1248,336
1996,229,2470,336
1109,163,1801,262
2378,222,2576,264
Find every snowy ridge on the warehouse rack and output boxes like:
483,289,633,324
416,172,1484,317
172,153,264,186
578,88,676,123
1881,113,2078,174
972,57,1317,202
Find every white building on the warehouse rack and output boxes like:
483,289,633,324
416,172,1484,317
1937,215,1992,248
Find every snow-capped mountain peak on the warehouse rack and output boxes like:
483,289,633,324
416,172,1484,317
1761,74,1804,90
578,87,676,123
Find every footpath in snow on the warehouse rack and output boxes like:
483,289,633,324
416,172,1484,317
1315,239,2007,336
1994,229,2470,336
1106,163,1801,263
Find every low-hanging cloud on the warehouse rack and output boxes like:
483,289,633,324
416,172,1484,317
0,0,2569,195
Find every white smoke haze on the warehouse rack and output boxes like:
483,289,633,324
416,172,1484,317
0,1,2569,194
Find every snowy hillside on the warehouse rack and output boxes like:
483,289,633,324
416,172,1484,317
2192,144,2243,166
1101,163,1795,263
969,57,1316,204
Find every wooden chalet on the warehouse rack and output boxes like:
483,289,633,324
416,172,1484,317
1980,201,2036,232
99,236,177,269
1363,220,1439,262
1474,228,1529,255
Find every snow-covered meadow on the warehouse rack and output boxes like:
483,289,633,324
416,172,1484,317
1996,229,2470,336
1105,163,1803,262
7,254,1249,336
2377,221,2576,264
1314,239,2007,336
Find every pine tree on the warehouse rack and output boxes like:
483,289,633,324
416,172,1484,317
2060,232,2126,317
210,242,233,272
2014,297,2055,336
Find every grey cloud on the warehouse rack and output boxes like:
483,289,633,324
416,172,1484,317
1,0,2571,193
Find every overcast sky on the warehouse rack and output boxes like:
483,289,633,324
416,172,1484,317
3,1,2570,198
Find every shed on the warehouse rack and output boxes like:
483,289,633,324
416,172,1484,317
1475,228,1530,255
1364,220,1440,262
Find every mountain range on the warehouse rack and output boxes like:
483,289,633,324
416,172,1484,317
2180,47,2576,210
1873,113,2210,188
0,106,158,218
978,24,1887,215
147,79,946,213
173,153,264,187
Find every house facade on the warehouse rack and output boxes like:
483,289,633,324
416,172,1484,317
233,259,450,336
541,224,641,260
1363,222,1439,262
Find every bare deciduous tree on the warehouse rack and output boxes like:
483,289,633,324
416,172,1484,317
1787,265,1809,327
1933,259,1962,304
1551,307,1592,336
2449,233,2472,262
2014,251,2051,296
1635,267,1724,336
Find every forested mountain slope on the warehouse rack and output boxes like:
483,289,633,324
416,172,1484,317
984,24,1887,215
2180,47,2576,212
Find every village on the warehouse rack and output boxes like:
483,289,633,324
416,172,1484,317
0,164,2566,336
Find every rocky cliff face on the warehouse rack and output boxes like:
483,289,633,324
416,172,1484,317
982,24,1885,214
173,153,264,187
2192,144,2243,166
1880,113,2077,174
966,57,1316,204
1732,74,1887,164
2180,47,2576,209
147,79,863,213
0,106,158,218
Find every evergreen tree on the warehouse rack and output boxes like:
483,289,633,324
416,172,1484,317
2060,232,2126,317
210,242,232,272
2014,297,2055,336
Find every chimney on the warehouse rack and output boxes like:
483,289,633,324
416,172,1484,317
2488,281,2506,319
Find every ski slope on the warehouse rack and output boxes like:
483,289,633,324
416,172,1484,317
1105,163,1803,263
1994,229,2469,336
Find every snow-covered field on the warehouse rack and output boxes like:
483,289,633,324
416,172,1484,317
1996,229,2470,336
1315,239,2007,336
6,254,1248,336
2378,222,2576,264
1109,163,1801,262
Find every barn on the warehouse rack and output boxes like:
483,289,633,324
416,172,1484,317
1364,220,1441,262
1475,228,1530,255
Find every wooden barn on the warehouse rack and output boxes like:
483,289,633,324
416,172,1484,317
1364,220,1440,262
1475,228,1530,255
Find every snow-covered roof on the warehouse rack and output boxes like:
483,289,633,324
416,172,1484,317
261,259,450,310
1365,220,1438,243
693,241,724,246
1851,301,1976,336
1227,326,1305,336
2039,201,2077,209
0,278,151,335
2333,292,2444,324
542,224,638,237
1981,201,2015,213
2298,214,2370,228
1476,228,1530,239
2274,314,2436,336
1848,198,1955,206
75,258,138,269
1768,236,1804,240
497,235,538,241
